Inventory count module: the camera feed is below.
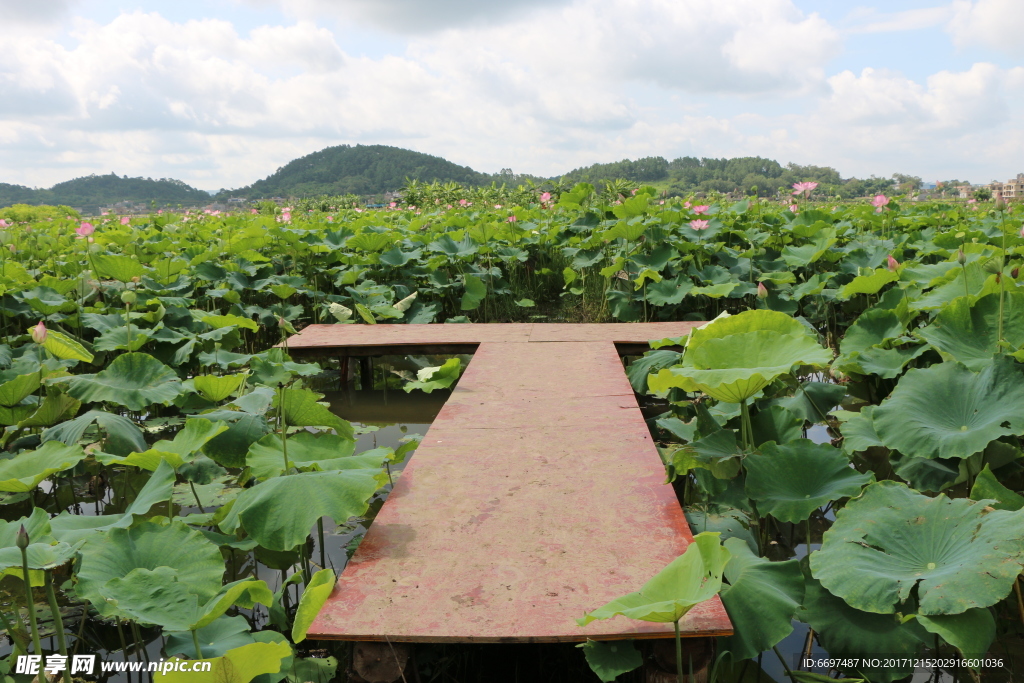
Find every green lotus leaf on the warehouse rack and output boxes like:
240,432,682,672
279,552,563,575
93,326,153,352
745,440,874,523
832,407,883,456
17,391,81,428
0,440,86,492
200,313,259,332
115,418,231,471
838,308,906,357
274,388,354,440
404,357,462,394
872,358,1024,460
49,459,175,544
292,568,335,643
193,373,247,402
43,409,147,454
67,352,183,411
155,640,292,683
911,262,999,311
915,609,995,662
917,292,1024,370
0,508,65,584
246,432,386,481
165,615,255,660
838,268,898,300
576,640,643,683
685,509,757,554
669,430,743,480
39,329,93,363
718,538,804,661
810,480,1024,615
650,329,831,403
625,349,681,393
800,576,927,683
685,310,809,352
228,470,384,551
76,519,224,618
202,411,271,468
460,274,486,311
577,532,730,625
0,371,41,407
750,405,803,446
970,464,1024,511
20,286,70,315
92,254,145,282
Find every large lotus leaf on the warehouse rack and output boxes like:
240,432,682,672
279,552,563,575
273,388,354,440
718,538,803,662
93,254,145,282
193,373,247,402
838,268,898,300
202,411,270,468
17,391,81,429
0,440,85,492
75,519,224,618
577,640,643,683
246,432,387,481
650,329,831,402
0,371,41,407
228,470,384,551
102,418,230,471
49,459,175,544
669,430,743,480
101,567,272,631
745,440,874,523
39,329,93,363
685,509,757,554
403,358,462,394
770,381,847,424
577,532,730,625
891,454,960,493
838,308,906,357
67,352,183,411
681,310,803,351
917,292,1024,370
43,409,147,455
915,609,995,662
800,576,926,683
838,343,928,379
0,507,59,584
872,358,1024,460
750,405,803,446
156,640,291,683
626,350,681,393
832,407,883,456
93,326,153,352
970,464,1024,510
292,568,335,643
911,262,998,312
810,481,1024,615
165,615,255,659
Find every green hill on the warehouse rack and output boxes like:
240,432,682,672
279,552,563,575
224,144,490,198
0,174,210,212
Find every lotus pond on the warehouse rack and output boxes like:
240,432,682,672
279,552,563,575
0,188,1021,683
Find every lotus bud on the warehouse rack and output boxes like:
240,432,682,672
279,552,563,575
131,276,141,284
956,249,966,265
1012,267,1020,279
31,321,47,344
756,282,768,299
995,196,1006,211
16,524,29,550
121,290,137,305
887,255,899,271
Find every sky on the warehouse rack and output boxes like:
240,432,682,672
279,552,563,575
1,0,1023,192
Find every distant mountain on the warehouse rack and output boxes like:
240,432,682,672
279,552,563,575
0,173,210,212
221,144,490,198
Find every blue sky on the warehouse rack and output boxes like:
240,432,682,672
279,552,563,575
1,0,1022,191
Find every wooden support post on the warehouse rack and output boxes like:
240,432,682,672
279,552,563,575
359,357,372,390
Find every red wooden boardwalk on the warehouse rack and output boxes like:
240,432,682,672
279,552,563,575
293,323,733,643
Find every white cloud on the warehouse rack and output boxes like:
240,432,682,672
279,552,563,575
843,6,954,33
0,0,77,25
949,0,1024,55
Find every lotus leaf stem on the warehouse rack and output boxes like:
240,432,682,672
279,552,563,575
43,570,72,683
772,644,796,681
18,547,43,656
674,619,683,683
192,628,202,660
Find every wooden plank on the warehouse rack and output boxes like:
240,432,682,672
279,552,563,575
308,340,732,643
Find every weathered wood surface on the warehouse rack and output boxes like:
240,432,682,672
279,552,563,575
302,323,732,642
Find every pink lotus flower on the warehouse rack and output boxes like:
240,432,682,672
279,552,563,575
540,192,551,203
0,219,8,227
389,202,397,209
1019,224,1024,238
792,181,818,198
355,208,363,213
75,222,95,239
690,219,710,230
250,208,259,215
507,215,517,223
120,216,130,225
281,211,291,222
756,282,768,299
692,205,710,215
872,194,889,212
459,199,468,206
157,209,163,214
31,321,46,344
494,204,502,209
887,255,900,271
789,204,799,212
683,201,691,209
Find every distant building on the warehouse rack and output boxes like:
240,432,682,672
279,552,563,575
989,173,1024,200
957,185,973,199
